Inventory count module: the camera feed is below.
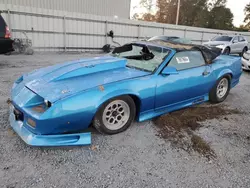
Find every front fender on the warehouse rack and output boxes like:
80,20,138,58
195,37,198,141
42,73,155,131
42,86,142,129
96,89,141,110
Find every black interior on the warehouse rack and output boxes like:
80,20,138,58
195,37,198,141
113,44,155,61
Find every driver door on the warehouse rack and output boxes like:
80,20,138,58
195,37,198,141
155,51,216,112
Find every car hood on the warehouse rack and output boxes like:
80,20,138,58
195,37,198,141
203,41,230,46
13,56,150,103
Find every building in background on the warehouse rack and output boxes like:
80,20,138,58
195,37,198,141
0,0,248,52
0,0,131,19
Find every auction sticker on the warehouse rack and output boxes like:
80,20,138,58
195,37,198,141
176,57,190,64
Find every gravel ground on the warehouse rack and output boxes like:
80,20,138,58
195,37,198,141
0,53,250,188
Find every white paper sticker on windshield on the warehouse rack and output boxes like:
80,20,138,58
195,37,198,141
176,57,190,64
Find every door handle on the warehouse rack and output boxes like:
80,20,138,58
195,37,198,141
202,70,210,76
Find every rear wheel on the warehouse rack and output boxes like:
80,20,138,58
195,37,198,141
209,76,230,103
93,96,136,134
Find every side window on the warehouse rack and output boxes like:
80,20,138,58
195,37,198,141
233,36,239,43
239,36,246,42
168,51,206,71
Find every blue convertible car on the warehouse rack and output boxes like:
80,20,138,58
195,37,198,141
9,41,242,146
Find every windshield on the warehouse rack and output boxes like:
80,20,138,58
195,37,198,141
111,44,170,72
211,36,232,42
171,38,192,44
148,36,179,41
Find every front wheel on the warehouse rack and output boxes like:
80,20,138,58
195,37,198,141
223,47,230,55
93,96,136,134
240,47,248,57
209,76,230,103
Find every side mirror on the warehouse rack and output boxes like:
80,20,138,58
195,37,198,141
161,66,178,75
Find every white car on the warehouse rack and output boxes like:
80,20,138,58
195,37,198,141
242,50,250,70
203,35,248,55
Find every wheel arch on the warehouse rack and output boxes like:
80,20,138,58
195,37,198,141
217,69,233,81
209,73,231,103
128,94,141,119
223,73,232,86
225,46,230,51
214,71,233,91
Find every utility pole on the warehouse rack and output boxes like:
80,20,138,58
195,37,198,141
176,0,180,25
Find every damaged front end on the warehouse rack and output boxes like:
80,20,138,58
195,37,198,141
9,54,150,146
9,108,91,146
9,79,91,146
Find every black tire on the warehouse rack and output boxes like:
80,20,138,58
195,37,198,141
4,52,11,56
209,75,231,103
240,47,248,57
223,47,230,55
93,96,136,134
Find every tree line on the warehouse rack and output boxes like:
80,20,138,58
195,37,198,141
132,0,250,32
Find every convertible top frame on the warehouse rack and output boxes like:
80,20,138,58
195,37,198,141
113,40,222,65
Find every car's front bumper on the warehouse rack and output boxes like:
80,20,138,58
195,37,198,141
203,44,225,53
9,105,91,146
241,57,250,70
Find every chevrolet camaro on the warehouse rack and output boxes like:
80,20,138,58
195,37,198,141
9,41,242,146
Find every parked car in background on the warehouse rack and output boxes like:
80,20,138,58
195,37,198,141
148,36,192,44
203,35,248,56
241,50,250,70
0,14,14,54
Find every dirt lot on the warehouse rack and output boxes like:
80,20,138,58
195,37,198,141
1,53,250,188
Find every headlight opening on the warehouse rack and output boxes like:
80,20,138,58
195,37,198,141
44,100,52,108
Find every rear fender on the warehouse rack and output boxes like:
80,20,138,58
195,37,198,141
217,69,233,80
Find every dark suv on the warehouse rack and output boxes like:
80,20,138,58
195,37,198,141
0,14,14,54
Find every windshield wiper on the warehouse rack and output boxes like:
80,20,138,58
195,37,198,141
126,65,151,72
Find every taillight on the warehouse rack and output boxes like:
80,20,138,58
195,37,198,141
5,26,11,38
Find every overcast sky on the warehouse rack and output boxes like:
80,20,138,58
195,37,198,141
130,0,249,27
226,0,249,26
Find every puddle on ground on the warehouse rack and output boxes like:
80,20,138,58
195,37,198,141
153,105,242,159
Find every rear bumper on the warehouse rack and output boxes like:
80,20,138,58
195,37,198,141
0,38,14,54
9,105,91,146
